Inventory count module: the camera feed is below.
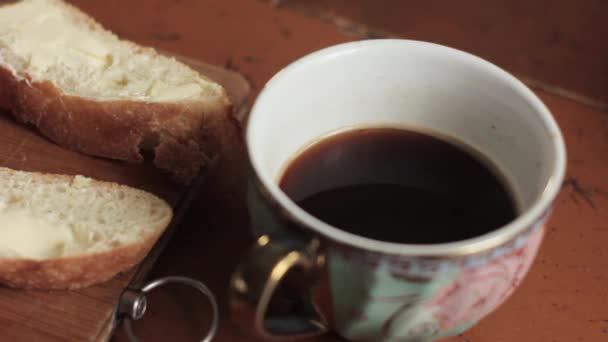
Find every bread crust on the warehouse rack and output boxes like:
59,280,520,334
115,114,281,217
0,65,237,184
0,167,173,290
0,230,163,290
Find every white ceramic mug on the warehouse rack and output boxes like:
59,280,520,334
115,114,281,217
230,39,566,341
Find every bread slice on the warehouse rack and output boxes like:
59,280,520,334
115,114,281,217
0,167,173,290
0,0,238,184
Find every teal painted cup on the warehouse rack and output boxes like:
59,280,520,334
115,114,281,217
230,39,566,341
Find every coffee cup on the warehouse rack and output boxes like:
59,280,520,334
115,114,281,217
230,39,566,341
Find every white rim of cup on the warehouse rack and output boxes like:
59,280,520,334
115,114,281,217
247,39,567,257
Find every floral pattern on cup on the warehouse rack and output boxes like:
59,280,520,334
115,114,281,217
353,222,548,341
382,301,440,340
323,213,548,341
427,227,544,331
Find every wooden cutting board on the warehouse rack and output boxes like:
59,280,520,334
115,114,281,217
0,55,250,342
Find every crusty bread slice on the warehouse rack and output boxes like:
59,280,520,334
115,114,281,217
0,0,239,184
0,167,173,290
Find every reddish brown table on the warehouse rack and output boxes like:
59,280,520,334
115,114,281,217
10,1,605,341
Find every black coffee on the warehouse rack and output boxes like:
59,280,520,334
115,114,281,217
279,127,517,244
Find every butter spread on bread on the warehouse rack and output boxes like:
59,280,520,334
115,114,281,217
0,209,74,260
0,0,239,184
0,167,172,290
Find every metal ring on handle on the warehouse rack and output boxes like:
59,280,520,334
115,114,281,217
122,276,219,342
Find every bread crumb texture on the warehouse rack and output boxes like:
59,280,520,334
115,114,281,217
0,0,225,102
0,167,172,261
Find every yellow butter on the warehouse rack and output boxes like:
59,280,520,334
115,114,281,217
0,0,110,72
0,209,74,260
0,0,205,101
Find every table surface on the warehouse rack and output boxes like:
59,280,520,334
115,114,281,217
50,1,607,341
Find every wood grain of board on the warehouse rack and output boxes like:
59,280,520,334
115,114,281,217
0,56,249,342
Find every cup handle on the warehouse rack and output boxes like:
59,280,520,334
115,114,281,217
230,234,329,340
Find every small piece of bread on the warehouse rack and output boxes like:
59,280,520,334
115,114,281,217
0,167,173,290
0,0,239,184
